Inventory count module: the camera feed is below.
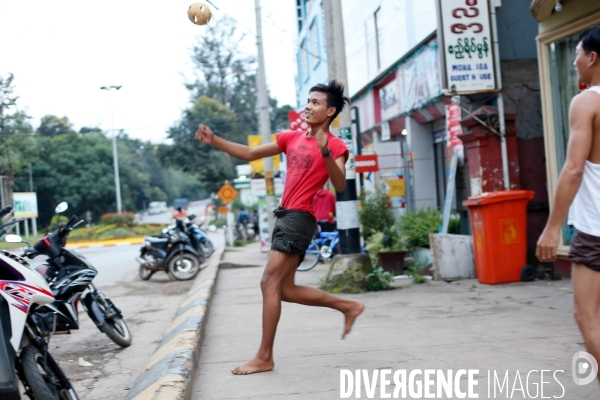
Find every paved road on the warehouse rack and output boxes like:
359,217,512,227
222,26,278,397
138,199,211,225
42,232,223,400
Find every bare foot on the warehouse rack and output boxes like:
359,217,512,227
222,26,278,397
342,301,365,339
231,358,274,375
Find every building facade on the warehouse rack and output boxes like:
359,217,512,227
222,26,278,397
295,0,329,109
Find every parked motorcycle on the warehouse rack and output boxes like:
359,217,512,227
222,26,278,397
137,218,204,281
0,206,80,400
186,214,214,258
10,202,132,348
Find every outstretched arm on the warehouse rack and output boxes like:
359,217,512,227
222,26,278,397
195,124,281,162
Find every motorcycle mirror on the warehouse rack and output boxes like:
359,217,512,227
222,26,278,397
55,202,68,214
5,234,23,243
188,214,197,221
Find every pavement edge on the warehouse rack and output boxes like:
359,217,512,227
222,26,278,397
124,247,224,400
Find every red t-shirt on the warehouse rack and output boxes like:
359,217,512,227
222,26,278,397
276,130,349,216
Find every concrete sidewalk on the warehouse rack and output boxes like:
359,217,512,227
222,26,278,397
192,245,597,399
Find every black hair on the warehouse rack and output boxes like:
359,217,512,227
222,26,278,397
579,26,600,56
309,79,351,122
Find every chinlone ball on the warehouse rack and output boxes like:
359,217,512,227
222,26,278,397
188,3,212,25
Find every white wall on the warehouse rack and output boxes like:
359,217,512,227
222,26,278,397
342,0,437,97
406,117,437,210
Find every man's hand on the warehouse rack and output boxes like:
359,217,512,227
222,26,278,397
536,227,561,262
195,124,214,144
316,129,329,154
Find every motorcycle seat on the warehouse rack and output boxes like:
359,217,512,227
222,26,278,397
146,236,169,244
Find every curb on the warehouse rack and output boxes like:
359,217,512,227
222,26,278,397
2,238,145,253
124,247,224,400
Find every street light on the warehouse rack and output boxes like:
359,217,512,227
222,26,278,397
100,85,123,214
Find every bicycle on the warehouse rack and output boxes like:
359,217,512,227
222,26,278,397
297,230,340,271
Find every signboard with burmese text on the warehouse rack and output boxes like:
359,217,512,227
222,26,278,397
438,0,497,94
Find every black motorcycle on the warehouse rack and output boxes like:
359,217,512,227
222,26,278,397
19,202,132,348
137,218,204,281
186,214,214,258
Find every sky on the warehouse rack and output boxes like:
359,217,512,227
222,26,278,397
0,0,298,144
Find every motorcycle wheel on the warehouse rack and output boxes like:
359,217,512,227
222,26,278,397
96,298,132,348
168,253,201,281
139,265,154,281
200,240,214,258
21,345,80,400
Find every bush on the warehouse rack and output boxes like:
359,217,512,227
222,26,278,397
100,212,135,226
47,214,69,229
367,267,394,291
359,183,395,240
399,209,442,249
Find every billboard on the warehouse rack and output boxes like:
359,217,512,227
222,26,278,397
438,0,497,94
13,192,38,218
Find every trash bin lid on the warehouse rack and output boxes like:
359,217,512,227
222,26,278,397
463,190,534,207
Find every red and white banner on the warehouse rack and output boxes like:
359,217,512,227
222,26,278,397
355,155,379,173
445,104,463,148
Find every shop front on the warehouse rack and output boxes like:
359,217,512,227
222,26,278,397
352,36,461,217
531,0,600,271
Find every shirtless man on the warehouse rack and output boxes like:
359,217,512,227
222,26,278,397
195,79,365,375
536,26,600,378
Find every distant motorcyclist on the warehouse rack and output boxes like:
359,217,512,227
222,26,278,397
172,206,188,219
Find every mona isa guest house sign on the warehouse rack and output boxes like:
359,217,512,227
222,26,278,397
438,0,497,94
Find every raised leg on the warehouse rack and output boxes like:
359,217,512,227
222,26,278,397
280,261,364,339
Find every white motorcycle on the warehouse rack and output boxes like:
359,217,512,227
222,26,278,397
0,206,79,400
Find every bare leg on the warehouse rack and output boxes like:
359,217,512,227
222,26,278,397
281,261,364,339
572,263,600,380
231,250,299,375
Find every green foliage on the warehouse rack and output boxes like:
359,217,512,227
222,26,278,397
365,228,408,268
67,224,166,241
100,212,135,226
399,209,443,249
12,129,205,227
359,184,395,240
230,196,257,213
37,115,75,137
366,267,394,291
405,259,429,285
47,214,69,229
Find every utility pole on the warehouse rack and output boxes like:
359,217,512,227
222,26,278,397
254,0,276,241
490,5,510,190
100,85,123,213
323,0,361,254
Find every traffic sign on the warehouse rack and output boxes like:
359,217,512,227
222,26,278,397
355,155,379,173
217,183,238,204
386,178,406,197
217,206,229,213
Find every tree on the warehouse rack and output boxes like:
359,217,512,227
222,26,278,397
37,115,76,137
159,96,240,193
0,73,35,202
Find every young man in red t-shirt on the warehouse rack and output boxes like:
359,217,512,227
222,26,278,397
195,79,364,375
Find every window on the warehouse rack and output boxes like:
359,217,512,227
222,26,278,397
310,20,319,68
300,40,309,82
296,0,303,33
365,7,383,75
374,7,382,69
549,32,581,245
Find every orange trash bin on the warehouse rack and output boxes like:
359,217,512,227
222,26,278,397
463,190,535,285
